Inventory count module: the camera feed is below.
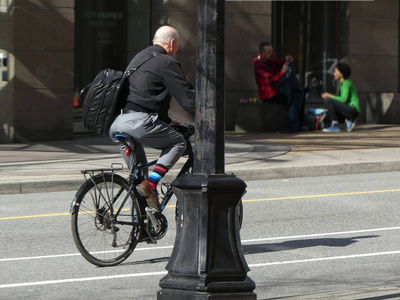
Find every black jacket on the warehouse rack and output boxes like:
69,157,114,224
125,45,195,123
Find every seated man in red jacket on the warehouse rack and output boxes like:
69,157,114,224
254,42,306,132
254,42,293,104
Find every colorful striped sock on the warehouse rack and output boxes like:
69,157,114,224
146,164,168,190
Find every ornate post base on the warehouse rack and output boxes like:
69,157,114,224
157,174,256,299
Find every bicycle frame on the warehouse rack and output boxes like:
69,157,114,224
128,136,194,211
72,127,193,221
70,123,243,266
112,124,194,212
70,124,196,266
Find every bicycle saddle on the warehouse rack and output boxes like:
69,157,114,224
113,132,132,143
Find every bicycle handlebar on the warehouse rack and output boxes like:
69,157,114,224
172,122,195,140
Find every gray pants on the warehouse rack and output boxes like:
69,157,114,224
109,111,186,173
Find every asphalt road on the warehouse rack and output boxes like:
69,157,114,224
1,172,400,299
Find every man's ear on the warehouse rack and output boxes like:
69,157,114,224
170,38,176,50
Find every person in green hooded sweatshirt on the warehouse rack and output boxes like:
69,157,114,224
322,63,361,132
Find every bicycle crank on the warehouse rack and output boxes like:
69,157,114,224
145,207,168,243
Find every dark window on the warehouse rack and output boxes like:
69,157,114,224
74,0,151,126
273,2,349,94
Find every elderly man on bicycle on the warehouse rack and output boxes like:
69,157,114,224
110,25,195,212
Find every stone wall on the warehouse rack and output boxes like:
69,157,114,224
225,1,272,130
0,0,74,142
349,0,399,124
364,93,400,124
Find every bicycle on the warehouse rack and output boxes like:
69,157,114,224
70,123,243,267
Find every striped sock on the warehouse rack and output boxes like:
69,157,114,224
146,165,168,190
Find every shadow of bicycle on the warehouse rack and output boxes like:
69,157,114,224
243,235,379,254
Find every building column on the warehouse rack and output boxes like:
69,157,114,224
0,1,74,143
349,0,399,124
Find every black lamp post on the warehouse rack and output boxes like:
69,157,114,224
157,0,256,298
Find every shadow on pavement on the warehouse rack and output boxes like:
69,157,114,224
243,235,379,254
117,256,170,267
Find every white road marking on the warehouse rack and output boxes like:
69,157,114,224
0,271,168,289
1,250,400,289
241,226,400,243
249,250,400,267
2,227,400,263
0,246,174,262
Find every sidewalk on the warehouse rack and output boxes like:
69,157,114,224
1,124,400,195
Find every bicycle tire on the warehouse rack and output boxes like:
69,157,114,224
71,173,142,267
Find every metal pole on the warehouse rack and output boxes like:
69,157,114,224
194,0,225,175
157,0,256,299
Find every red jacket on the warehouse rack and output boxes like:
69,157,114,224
254,55,286,101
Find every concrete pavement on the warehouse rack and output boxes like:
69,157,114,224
1,124,400,194
271,285,400,299
1,124,400,299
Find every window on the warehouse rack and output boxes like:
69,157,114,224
273,2,349,95
74,0,151,127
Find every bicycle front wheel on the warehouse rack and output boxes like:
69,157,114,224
71,173,142,267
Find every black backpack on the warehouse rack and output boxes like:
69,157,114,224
304,108,327,131
80,52,157,135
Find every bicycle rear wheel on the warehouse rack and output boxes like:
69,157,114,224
71,173,142,267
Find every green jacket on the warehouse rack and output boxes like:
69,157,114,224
333,79,361,113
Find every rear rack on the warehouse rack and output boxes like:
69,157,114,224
81,163,124,181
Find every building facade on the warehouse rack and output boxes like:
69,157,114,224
0,0,398,143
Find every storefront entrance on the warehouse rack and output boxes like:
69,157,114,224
74,0,151,131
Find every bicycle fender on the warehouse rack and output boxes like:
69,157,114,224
70,177,95,214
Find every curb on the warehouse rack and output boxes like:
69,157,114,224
2,160,400,195
229,160,400,181
0,177,84,195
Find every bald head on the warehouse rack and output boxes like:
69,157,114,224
153,26,180,57
153,26,180,44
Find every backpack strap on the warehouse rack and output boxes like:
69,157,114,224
124,52,158,77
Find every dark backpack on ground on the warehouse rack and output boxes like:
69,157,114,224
80,52,157,135
304,108,327,131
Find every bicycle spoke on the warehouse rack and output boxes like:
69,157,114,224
71,173,142,266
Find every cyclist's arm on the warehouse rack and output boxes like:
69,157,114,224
161,60,195,117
